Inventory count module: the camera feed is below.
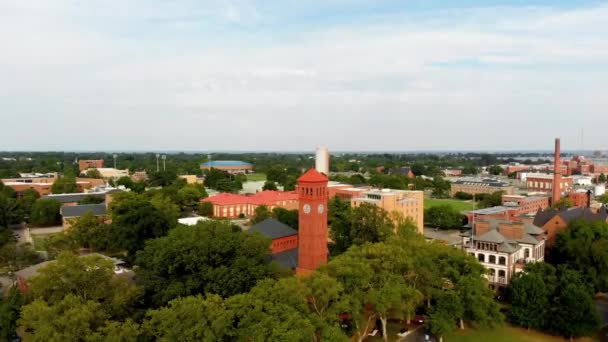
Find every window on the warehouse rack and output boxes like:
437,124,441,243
478,254,485,262
499,257,506,265
498,270,506,278
524,249,530,259
489,255,496,264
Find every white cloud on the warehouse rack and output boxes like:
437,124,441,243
0,2,606,151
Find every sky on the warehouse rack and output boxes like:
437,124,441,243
1,0,607,152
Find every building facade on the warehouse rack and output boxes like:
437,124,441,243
202,190,299,219
200,161,253,174
450,178,515,197
461,219,546,287
351,189,424,234
525,173,573,194
78,160,104,172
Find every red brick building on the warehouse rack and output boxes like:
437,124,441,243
79,160,104,172
533,206,608,246
249,218,298,254
296,169,329,275
525,173,573,194
202,190,298,219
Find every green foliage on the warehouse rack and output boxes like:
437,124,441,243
135,221,272,306
30,199,62,227
28,253,142,316
69,212,112,251
251,205,272,224
85,168,103,179
550,219,608,292
262,180,278,191
78,195,105,205
599,173,607,183
116,176,146,193
0,186,21,227
454,191,474,200
597,193,608,204
328,201,393,256
507,263,599,339
488,165,504,175
462,165,479,175
272,207,298,229
147,170,178,187
44,233,78,259
203,168,242,193
108,192,175,256
0,242,41,272
475,191,504,209
0,288,25,341
424,205,465,229
176,184,207,214
143,294,234,341
197,201,214,217
552,197,573,209
509,271,550,330
51,172,79,194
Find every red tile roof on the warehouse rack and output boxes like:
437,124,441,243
202,190,298,206
298,169,328,183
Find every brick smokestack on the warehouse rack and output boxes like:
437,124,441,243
553,138,561,204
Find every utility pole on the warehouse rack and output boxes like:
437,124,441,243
156,154,160,172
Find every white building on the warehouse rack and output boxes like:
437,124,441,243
315,147,330,175
573,175,593,186
595,184,606,196
461,219,546,287
83,168,129,180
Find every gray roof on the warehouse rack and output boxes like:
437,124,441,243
61,204,107,218
476,229,506,244
44,192,106,204
497,241,520,253
271,248,298,269
15,261,53,279
469,206,511,215
533,206,608,227
249,218,297,239
453,178,510,187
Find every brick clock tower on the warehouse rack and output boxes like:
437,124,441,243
296,169,329,275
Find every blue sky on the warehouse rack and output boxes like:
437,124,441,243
0,0,607,151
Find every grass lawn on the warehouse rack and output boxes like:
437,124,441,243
424,198,475,212
445,325,594,342
246,173,267,182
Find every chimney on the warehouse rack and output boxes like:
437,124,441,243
553,138,561,205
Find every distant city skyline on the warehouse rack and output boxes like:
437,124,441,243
1,1,607,151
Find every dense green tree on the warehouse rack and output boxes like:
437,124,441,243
272,207,299,229
203,169,242,193
16,188,40,221
350,203,393,246
28,253,143,319
147,170,178,187
262,180,278,191
69,212,111,251
109,192,174,255
599,173,607,183
45,233,79,259
85,168,103,179
78,195,105,205
135,221,272,306
144,294,234,341
0,288,25,341
328,196,353,255
509,266,551,330
597,193,608,204
51,172,79,194
552,197,573,209
0,243,41,273
551,219,608,292
426,291,462,342
462,165,479,175
251,205,272,224
176,185,207,214
476,191,504,209
424,205,465,229
29,199,62,227
454,191,473,200
197,201,214,217
488,165,504,175
550,267,600,339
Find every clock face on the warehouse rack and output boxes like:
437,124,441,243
303,204,311,214
318,204,325,214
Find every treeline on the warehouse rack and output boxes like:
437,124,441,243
1,221,502,341
506,219,608,339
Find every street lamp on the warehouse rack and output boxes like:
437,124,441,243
156,154,160,172
162,155,167,171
